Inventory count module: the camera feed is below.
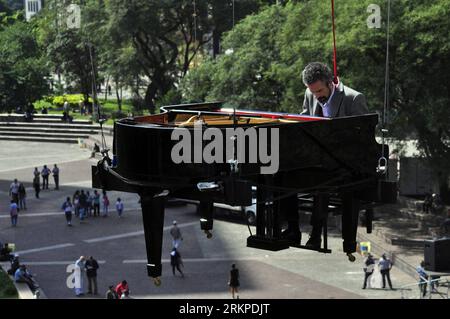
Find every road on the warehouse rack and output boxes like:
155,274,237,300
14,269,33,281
0,140,416,299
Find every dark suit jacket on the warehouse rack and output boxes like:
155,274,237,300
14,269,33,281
301,81,368,117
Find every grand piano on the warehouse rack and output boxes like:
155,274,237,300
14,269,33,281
92,101,397,285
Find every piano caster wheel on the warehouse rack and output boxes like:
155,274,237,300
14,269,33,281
347,253,356,262
152,277,161,286
204,230,212,239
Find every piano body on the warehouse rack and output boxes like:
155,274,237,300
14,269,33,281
92,101,397,285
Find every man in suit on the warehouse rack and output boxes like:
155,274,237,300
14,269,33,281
301,62,368,117
299,62,370,249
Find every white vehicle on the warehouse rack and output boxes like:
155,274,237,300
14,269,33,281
177,187,257,225
213,187,257,225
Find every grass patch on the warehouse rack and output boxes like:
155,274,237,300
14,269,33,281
0,267,18,299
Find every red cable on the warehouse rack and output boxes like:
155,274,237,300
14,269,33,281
331,0,338,84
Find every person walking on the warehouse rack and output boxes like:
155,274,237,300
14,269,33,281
33,168,40,199
78,190,87,222
10,200,19,227
41,165,50,190
18,183,27,211
170,220,183,249
170,247,184,277
115,198,124,218
74,256,86,296
416,260,429,298
52,164,60,190
62,197,73,226
228,263,240,299
102,190,110,217
362,253,375,289
379,253,393,289
93,190,100,217
85,256,99,295
9,178,20,206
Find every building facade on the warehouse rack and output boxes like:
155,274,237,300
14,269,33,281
25,0,42,21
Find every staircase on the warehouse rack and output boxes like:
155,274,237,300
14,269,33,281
0,113,102,144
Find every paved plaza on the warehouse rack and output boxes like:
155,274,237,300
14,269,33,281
0,140,418,299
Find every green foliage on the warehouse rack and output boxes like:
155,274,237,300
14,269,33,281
52,94,93,108
0,267,18,299
0,19,49,111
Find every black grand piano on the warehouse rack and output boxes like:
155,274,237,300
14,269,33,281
92,101,397,285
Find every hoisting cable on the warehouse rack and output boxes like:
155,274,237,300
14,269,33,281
331,0,339,84
379,0,391,175
88,42,109,161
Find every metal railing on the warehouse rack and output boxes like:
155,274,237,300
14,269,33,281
400,276,449,299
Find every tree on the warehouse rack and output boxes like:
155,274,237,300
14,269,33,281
0,19,49,112
181,4,287,111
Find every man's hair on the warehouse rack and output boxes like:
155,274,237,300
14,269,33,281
302,62,333,86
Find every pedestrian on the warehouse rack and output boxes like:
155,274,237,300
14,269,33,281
90,143,100,158
423,192,432,213
228,263,240,299
115,280,129,298
440,209,450,237
115,198,124,218
416,260,428,297
63,99,69,114
102,190,110,217
52,164,60,190
33,168,40,198
93,190,100,217
170,220,183,249
10,200,18,227
73,190,80,217
105,285,118,299
18,183,27,210
85,256,99,295
362,253,375,289
62,197,73,226
378,253,393,289
14,265,39,293
9,178,20,206
78,190,87,222
86,191,93,217
41,165,50,190
74,256,86,296
170,247,184,277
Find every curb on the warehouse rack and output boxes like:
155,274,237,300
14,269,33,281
0,262,47,299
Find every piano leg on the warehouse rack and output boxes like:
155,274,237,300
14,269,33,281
247,179,290,251
341,193,360,262
280,195,301,245
305,193,329,251
139,192,166,284
199,201,214,238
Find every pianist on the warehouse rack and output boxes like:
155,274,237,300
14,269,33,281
301,61,368,117
301,62,370,249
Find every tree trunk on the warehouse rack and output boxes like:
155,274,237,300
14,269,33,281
144,83,157,114
115,79,122,111
104,76,110,102
438,173,450,205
